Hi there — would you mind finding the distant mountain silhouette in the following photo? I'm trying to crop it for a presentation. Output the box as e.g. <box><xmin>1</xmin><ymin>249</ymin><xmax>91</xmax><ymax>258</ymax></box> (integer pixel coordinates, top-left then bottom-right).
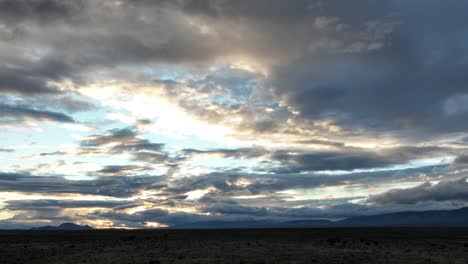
<box><xmin>25</xmin><ymin>208</ymin><xmax>468</xmax><ymax>229</ymax></box>
<box><xmin>335</xmin><ymin>207</ymin><xmax>468</xmax><ymax>227</ymax></box>
<box><xmin>31</xmin><ymin>223</ymin><xmax>93</xmax><ymax>230</ymax></box>
<box><xmin>174</xmin><ymin>219</ymin><xmax>333</xmax><ymax>229</ymax></box>
<box><xmin>172</xmin><ymin>207</ymin><xmax>468</xmax><ymax>229</ymax></box>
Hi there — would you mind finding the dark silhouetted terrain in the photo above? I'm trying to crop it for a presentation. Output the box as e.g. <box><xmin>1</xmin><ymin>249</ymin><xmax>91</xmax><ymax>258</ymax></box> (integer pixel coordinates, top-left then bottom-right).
<box><xmin>174</xmin><ymin>207</ymin><xmax>468</xmax><ymax>228</ymax></box>
<box><xmin>1</xmin><ymin>228</ymin><xmax>468</xmax><ymax>264</ymax></box>
<box><xmin>31</xmin><ymin>223</ymin><xmax>94</xmax><ymax>231</ymax></box>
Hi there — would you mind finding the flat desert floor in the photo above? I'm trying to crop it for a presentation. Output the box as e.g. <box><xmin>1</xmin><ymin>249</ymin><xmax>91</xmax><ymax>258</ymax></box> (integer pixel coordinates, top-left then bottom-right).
<box><xmin>1</xmin><ymin>228</ymin><xmax>468</xmax><ymax>264</ymax></box>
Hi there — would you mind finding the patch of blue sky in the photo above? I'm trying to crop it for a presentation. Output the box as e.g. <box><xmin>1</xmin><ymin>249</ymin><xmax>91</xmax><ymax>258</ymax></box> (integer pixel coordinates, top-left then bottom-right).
<box><xmin>0</xmin><ymin>124</ymin><xmax>77</xmax><ymax>168</ymax></box>
<box><xmin>312</xmin><ymin>156</ymin><xmax>455</xmax><ymax>176</ymax></box>
<box><xmin>144</xmin><ymin>133</ymin><xmax>235</xmax><ymax>154</ymax></box>
<box><xmin>188</xmin><ymin>156</ymin><xmax>263</xmax><ymax>173</ymax></box>
<box><xmin>139</xmin><ymin>66</ymin><xmax>198</xmax><ymax>83</ymax></box>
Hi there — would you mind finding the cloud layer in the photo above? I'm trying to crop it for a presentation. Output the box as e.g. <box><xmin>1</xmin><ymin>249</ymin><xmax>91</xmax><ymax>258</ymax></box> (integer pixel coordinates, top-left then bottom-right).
<box><xmin>1</xmin><ymin>0</ymin><xmax>468</xmax><ymax>228</ymax></box>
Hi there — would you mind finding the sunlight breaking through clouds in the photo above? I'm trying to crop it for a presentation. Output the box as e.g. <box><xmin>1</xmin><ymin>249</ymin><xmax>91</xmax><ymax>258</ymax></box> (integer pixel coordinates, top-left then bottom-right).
<box><xmin>1</xmin><ymin>0</ymin><xmax>468</xmax><ymax>229</ymax></box>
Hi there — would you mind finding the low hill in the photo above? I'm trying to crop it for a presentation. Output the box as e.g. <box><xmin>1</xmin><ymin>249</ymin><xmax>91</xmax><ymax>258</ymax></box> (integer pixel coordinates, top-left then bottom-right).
<box><xmin>31</xmin><ymin>223</ymin><xmax>93</xmax><ymax>231</ymax></box>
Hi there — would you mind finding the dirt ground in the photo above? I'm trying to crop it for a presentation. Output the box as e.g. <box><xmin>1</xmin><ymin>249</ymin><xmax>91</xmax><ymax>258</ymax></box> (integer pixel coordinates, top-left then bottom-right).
<box><xmin>1</xmin><ymin>228</ymin><xmax>467</xmax><ymax>264</ymax></box>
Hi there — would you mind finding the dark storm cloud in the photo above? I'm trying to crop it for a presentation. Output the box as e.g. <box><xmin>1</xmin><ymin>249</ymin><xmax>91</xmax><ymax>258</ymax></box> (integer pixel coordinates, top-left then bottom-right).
<box><xmin>0</xmin><ymin>104</ymin><xmax>75</xmax><ymax>123</ymax></box>
<box><xmin>0</xmin><ymin>172</ymin><xmax>166</xmax><ymax>198</ymax></box>
<box><xmin>369</xmin><ymin>178</ymin><xmax>468</xmax><ymax>205</ymax></box>
<box><xmin>268</xmin><ymin>1</ymin><xmax>468</xmax><ymax>138</ymax></box>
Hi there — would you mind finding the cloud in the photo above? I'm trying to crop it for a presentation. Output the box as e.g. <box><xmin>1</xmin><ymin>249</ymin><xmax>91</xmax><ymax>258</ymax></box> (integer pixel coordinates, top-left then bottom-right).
<box><xmin>1</xmin><ymin>0</ymin><xmax>468</xmax><ymax>228</ymax></box>
<box><xmin>0</xmin><ymin>172</ymin><xmax>166</xmax><ymax>198</ymax></box>
<box><xmin>95</xmin><ymin>165</ymin><xmax>152</xmax><ymax>176</ymax></box>
<box><xmin>81</xmin><ymin>128</ymin><xmax>139</xmax><ymax>147</ymax></box>
<box><xmin>368</xmin><ymin>178</ymin><xmax>468</xmax><ymax>205</ymax></box>
<box><xmin>4</xmin><ymin>199</ymin><xmax>128</xmax><ymax>211</ymax></box>
<box><xmin>0</xmin><ymin>148</ymin><xmax>14</xmax><ymax>152</ymax></box>
<box><xmin>39</xmin><ymin>151</ymin><xmax>66</xmax><ymax>156</ymax></box>
<box><xmin>268</xmin><ymin>1</ymin><xmax>468</xmax><ymax>139</ymax></box>
<box><xmin>0</xmin><ymin>104</ymin><xmax>75</xmax><ymax>123</ymax></box>
<box><xmin>78</xmin><ymin>127</ymin><xmax>174</xmax><ymax>167</ymax></box>
<box><xmin>182</xmin><ymin>147</ymin><xmax>265</xmax><ymax>159</ymax></box>
<box><xmin>2</xmin><ymin>0</ymin><xmax>462</xmax><ymax>140</ymax></box>
<box><xmin>269</xmin><ymin>150</ymin><xmax>391</xmax><ymax>173</ymax></box>
<box><xmin>81</xmin><ymin>127</ymin><xmax>164</xmax><ymax>152</ymax></box>
<box><xmin>453</xmin><ymin>155</ymin><xmax>468</xmax><ymax>165</ymax></box>
<box><xmin>0</xmin><ymin>57</ymin><xmax>74</xmax><ymax>95</ymax></box>
<box><xmin>207</xmin><ymin>204</ymin><xmax>268</xmax><ymax>216</ymax></box>
<box><xmin>0</xmin><ymin>0</ymin><xmax>85</xmax><ymax>25</ymax></box>
<box><xmin>167</xmin><ymin>164</ymin><xmax>446</xmax><ymax>196</ymax></box>
<box><xmin>265</xmin><ymin>145</ymin><xmax>448</xmax><ymax>173</ymax></box>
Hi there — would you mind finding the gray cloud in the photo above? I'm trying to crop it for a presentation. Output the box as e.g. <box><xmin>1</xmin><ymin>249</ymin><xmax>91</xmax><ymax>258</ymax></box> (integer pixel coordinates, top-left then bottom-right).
<box><xmin>95</xmin><ymin>165</ymin><xmax>152</xmax><ymax>176</ymax></box>
<box><xmin>167</xmin><ymin>164</ymin><xmax>447</xmax><ymax>197</ymax></box>
<box><xmin>0</xmin><ymin>57</ymin><xmax>74</xmax><ymax>95</ymax></box>
<box><xmin>81</xmin><ymin>128</ymin><xmax>139</xmax><ymax>147</ymax></box>
<box><xmin>268</xmin><ymin>1</ymin><xmax>468</xmax><ymax>139</ymax></box>
<box><xmin>1</xmin><ymin>0</ymin><xmax>464</xmax><ymax>140</ymax></box>
<box><xmin>269</xmin><ymin>150</ymin><xmax>390</xmax><ymax>173</ymax></box>
<box><xmin>272</xmin><ymin>145</ymin><xmax>451</xmax><ymax>173</ymax></box>
<box><xmin>0</xmin><ymin>104</ymin><xmax>75</xmax><ymax>123</ymax></box>
<box><xmin>182</xmin><ymin>147</ymin><xmax>265</xmax><ymax>159</ymax></box>
<box><xmin>81</xmin><ymin>127</ymin><xmax>164</xmax><ymax>152</ymax></box>
<box><xmin>0</xmin><ymin>148</ymin><xmax>14</xmax><ymax>152</ymax></box>
<box><xmin>0</xmin><ymin>0</ymin><xmax>86</xmax><ymax>25</ymax></box>
<box><xmin>1</xmin><ymin>0</ymin><xmax>468</xmax><ymax>228</ymax></box>
<box><xmin>4</xmin><ymin>199</ymin><xmax>128</xmax><ymax>211</ymax></box>
<box><xmin>79</xmin><ymin>127</ymin><xmax>172</xmax><ymax>162</ymax></box>
<box><xmin>39</xmin><ymin>151</ymin><xmax>66</xmax><ymax>156</ymax></box>
<box><xmin>453</xmin><ymin>155</ymin><xmax>468</xmax><ymax>165</ymax></box>
<box><xmin>207</xmin><ymin>204</ymin><xmax>268</xmax><ymax>216</ymax></box>
<box><xmin>369</xmin><ymin>178</ymin><xmax>468</xmax><ymax>205</ymax></box>
<box><xmin>0</xmin><ymin>172</ymin><xmax>166</xmax><ymax>198</ymax></box>
<box><xmin>180</xmin><ymin>145</ymin><xmax>451</xmax><ymax>173</ymax></box>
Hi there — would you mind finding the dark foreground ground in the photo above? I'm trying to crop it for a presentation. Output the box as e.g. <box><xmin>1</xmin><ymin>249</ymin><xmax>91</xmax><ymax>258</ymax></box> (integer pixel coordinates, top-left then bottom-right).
<box><xmin>1</xmin><ymin>228</ymin><xmax>468</xmax><ymax>264</ymax></box>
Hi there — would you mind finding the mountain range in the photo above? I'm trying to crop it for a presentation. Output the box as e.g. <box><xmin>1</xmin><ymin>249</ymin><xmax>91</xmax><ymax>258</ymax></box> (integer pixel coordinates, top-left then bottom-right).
<box><xmin>173</xmin><ymin>207</ymin><xmax>468</xmax><ymax>229</ymax></box>
<box><xmin>28</xmin><ymin>207</ymin><xmax>468</xmax><ymax>230</ymax></box>
<box><xmin>31</xmin><ymin>223</ymin><xmax>94</xmax><ymax>231</ymax></box>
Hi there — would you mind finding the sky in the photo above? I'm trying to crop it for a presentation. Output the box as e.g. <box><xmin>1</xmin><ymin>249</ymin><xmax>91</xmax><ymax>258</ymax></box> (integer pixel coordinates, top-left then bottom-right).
<box><xmin>1</xmin><ymin>0</ymin><xmax>468</xmax><ymax>229</ymax></box>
